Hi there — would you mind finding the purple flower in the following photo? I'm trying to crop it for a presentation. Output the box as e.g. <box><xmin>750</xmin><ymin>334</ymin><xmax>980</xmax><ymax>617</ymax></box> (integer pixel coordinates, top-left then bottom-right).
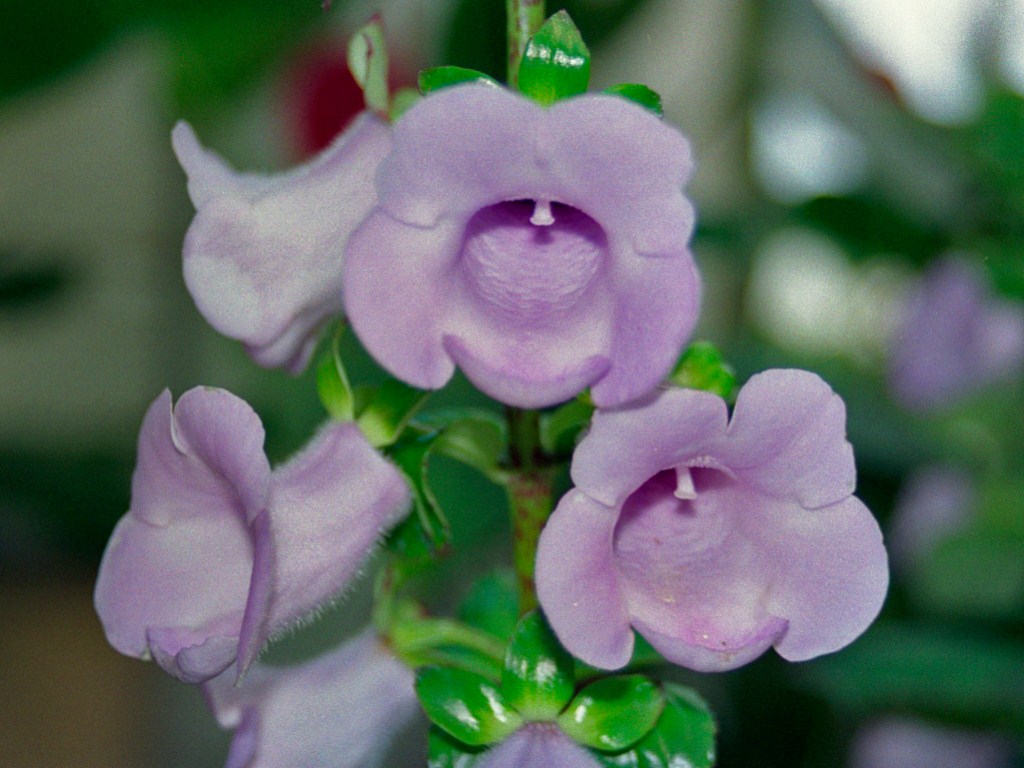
<box><xmin>204</xmin><ymin>629</ymin><xmax>422</xmax><ymax>768</ymax></box>
<box><xmin>172</xmin><ymin>113</ymin><xmax>391</xmax><ymax>372</ymax></box>
<box><xmin>476</xmin><ymin>724</ymin><xmax>602</xmax><ymax>768</ymax></box>
<box><xmin>94</xmin><ymin>387</ymin><xmax>409</xmax><ymax>683</ymax></box>
<box><xmin>849</xmin><ymin>717</ymin><xmax>1013</xmax><ymax>768</ymax></box>
<box><xmin>889</xmin><ymin>256</ymin><xmax>1024</xmax><ymax>410</ymax></box>
<box><xmin>536</xmin><ymin>369</ymin><xmax>888</xmax><ymax>672</ymax></box>
<box><xmin>343</xmin><ymin>85</ymin><xmax>700</xmax><ymax>408</ymax></box>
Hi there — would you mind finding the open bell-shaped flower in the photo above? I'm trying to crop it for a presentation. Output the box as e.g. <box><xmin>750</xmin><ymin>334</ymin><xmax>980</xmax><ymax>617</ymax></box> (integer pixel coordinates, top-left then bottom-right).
<box><xmin>94</xmin><ymin>387</ymin><xmax>410</xmax><ymax>683</ymax></box>
<box><xmin>536</xmin><ymin>369</ymin><xmax>888</xmax><ymax>672</ymax></box>
<box><xmin>172</xmin><ymin>113</ymin><xmax>391</xmax><ymax>372</ymax></box>
<box><xmin>203</xmin><ymin>629</ymin><xmax>422</xmax><ymax>768</ymax></box>
<box><xmin>343</xmin><ymin>84</ymin><xmax>701</xmax><ymax>408</ymax></box>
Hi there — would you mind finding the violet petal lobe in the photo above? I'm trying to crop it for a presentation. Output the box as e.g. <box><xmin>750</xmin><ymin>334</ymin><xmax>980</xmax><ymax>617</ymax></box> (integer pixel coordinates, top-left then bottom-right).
<box><xmin>716</xmin><ymin>369</ymin><xmax>855</xmax><ymax>509</ymax></box>
<box><xmin>476</xmin><ymin>724</ymin><xmax>603</xmax><ymax>768</ymax></box>
<box><xmin>344</xmin><ymin>85</ymin><xmax>700</xmax><ymax>408</ymax></box>
<box><xmin>173</xmin><ymin>113</ymin><xmax>392</xmax><ymax>372</ymax></box>
<box><xmin>205</xmin><ymin>629</ymin><xmax>420</xmax><ymax>768</ymax></box>
<box><xmin>535</xmin><ymin>490</ymin><xmax>634</xmax><ymax>670</ymax></box>
<box><xmin>570</xmin><ymin>387</ymin><xmax>728</xmax><ymax>508</ymax></box>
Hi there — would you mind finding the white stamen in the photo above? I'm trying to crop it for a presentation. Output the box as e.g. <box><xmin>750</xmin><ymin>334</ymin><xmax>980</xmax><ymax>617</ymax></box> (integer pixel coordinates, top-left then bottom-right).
<box><xmin>674</xmin><ymin>466</ymin><xmax>697</xmax><ymax>500</ymax></box>
<box><xmin>530</xmin><ymin>198</ymin><xmax>555</xmax><ymax>226</ymax></box>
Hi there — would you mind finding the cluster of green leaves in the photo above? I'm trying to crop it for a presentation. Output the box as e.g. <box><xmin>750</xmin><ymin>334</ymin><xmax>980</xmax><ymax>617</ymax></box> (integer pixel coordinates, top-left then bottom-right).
<box><xmin>418</xmin><ymin>12</ymin><xmax>661</xmax><ymax>115</ymax></box>
<box><xmin>419</xmin><ymin>611</ymin><xmax>716</xmax><ymax>768</ymax></box>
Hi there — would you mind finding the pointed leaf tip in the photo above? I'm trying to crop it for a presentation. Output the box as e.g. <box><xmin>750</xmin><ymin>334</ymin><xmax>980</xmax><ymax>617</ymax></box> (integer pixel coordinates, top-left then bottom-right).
<box><xmin>518</xmin><ymin>10</ymin><xmax>591</xmax><ymax>106</ymax></box>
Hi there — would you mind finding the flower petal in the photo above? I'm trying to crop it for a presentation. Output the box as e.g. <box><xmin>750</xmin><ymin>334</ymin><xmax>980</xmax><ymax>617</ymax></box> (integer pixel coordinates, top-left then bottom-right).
<box><xmin>718</xmin><ymin>369</ymin><xmax>855</xmax><ymax>509</ymax></box>
<box><xmin>237</xmin><ymin>423</ymin><xmax>410</xmax><ymax>673</ymax></box>
<box><xmin>175</xmin><ymin>113</ymin><xmax>392</xmax><ymax>371</ymax></box>
<box><xmin>205</xmin><ymin>630</ymin><xmax>420</xmax><ymax>768</ymax></box>
<box><xmin>476</xmin><ymin>725</ymin><xmax>603</xmax><ymax>768</ymax></box>
<box><xmin>764</xmin><ymin>496</ymin><xmax>888</xmax><ymax>661</ymax></box>
<box><xmin>536</xmin><ymin>491</ymin><xmax>634</xmax><ymax>670</ymax></box>
<box><xmin>571</xmin><ymin>388</ymin><xmax>728</xmax><ymax>508</ymax></box>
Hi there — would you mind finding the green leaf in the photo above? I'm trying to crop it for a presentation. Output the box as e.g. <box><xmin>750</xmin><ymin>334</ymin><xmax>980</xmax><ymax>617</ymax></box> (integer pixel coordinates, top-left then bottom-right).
<box><xmin>315</xmin><ymin>330</ymin><xmax>354</xmax><ymax>421</ymax></box>
<box><xmin>800</xmin><ymin>622</ymin><xmax>1024</xmax><ymax>732</ymax></box>
<box><xmin>389</xmin><ymin>87</ymin><xmax>422</xmax><ymax>121</ymax></box>
<box><xmin>540</xmin><ymin>395</ymin><xmax>594</xmax><ymax>457</ymax></box>
<box><xmin>347</xmin><ymin>15</ymin><xmax>389</xmax><ymax>117</ymax></box>
<box><xmin>419</xmin><ymin>66</ymin><xmax>501</xmax><ymax>94</ymax></box>
<box><xmin>428</xmin><ymin>726</ymin><xmax>484</xmax><ymax>768</ymax></box>
<box><xmin>458</xmin><ymin>571</ymin><xmax>520</xmax><ymax>641</ymax></box>
<box><xmin>357</xmin><ymin>378</ymin><xmax>430</xmax><ymax>448</ymax></box>
<box><xmin>502</xmin><ymin>611</ymin><xmax>576</xmax><ymax>720</ymax></box>
<box><xmin>388</xmin><ymin>433</ymin><xmax>450</xmax><ymax>569</ymax></box>
<box><xmin>669</xmin><ymin>342</ymin><xmax>737</xmax><ymax>401</ymax></box>
<box><xmin>603</xmin><ymin>84</ymin><xmax>663</xmax><ymax>116</ymax></box>
<box><xmin>517</xmin><ymin>10</ymin><xmax>590</xmax><ymax>106</ymax></box>
<box><xmin>416</xmin><ymin>667</ymin><xmax>523</xmax><ymax>746</ymax></box>
<box><xmin>421</xmin><ymin>408</ymin><xmax>507</xmax><ymax>480</ymax></box>
<box><xmin>558</xmin><ymin>675</ymin><xmax>664</xmax><ymax>752</ymax></box>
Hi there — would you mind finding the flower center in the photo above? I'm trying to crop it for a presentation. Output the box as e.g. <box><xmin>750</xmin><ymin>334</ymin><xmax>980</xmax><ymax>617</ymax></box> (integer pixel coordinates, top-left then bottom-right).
<box><xmin>459</xmin><ymin>200</ymin><xmax>606</xmax><ymax>325</ymax></box>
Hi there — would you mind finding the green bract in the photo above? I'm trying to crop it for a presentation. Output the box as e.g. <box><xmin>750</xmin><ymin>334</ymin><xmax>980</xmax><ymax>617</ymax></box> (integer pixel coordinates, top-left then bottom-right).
<box><xmin>502</xmin><ymin>612</ymin><xmax>576</xmax><ymax>720</ymax></box>
<box><xmin>420</xmin><ymin>66</ymin><xmax>501</xmax><ymax>94</ymax></box>
<box><xmin>597</xmin><ymin>684</ymin><xmax>717</xmax><ymax>768</ymax></box>
<box><xmin>557</xmin><ymin>675</ymin><xmax>664</xmax><ymax>751</ymax></box>
<box><xmin>315</xmin><ymin>330</ymin><xmax>355</xmax><ymax>422</ymax></box>
<box><xmin>517</xmin><ymin>10</ymin><xmax>590</xmax><ymax>106</ymax></box>
<box><xmin>669</xmin><ymin>341</ymin><xmax>738</xmax><ymax>400</ymax></box>
<box><xmin>347</xmin><ymin>16</ymin><xmax>389</xmax><ymax>118</ymax></box>
<box><xmin>603</xmin><ymin>83</ymin><xmax>663</xmax><ymax>116</ymax></box>
<box><xmin>416</xmin><ymin>667</ymin><xmax>523</xmax><ymax>746</ymax></box>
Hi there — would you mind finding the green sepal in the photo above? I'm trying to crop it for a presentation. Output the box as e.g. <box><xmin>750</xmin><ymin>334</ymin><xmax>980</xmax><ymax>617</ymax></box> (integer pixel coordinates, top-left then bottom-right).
<box><xmin>419</xmin><ymin>408</ymin><xmax>508</xmax><ymax>481</ymax></box>
<box><xmin>390</xmin><ymin>87</ymin><xmax>421</xmax><ymax>121</ymax></box>
<box><xmin>458</xmin><ymin>571</ymin><xmax>519</xmax><ymax>642</ymax></box>
<box><xmin>669</xmin><ymin>341</ymin><xmax>737</xmax><ymax>401</ymax></box>
<box><xmin>540</xmin><ymin>395</ymin><xmax>594</xmax><ymax>457</ymax></box>
<box><xmin>347</xmin><ymin>16</ymin><xmax>390</xmax><ymax>118</ymax></box>
<box><xmin>315</xmin><ymin>330</ymin><xmax>354</xmax><ymax>422</ymax></box>
<box><xmin>428</xmin><ymin>726</ymin><xmax>484</xmax><ymax>768</ymax></box>
<box><xmin>558</xmin><ymin>675</ymin><xmax>664</xmax><ymax>752</ymax></box>
<box><xmin>357</xmin><ymin>378</ymin><xmax>430</xmax><ymax>448</ymax></box>
<box><xmin>603</xmin><ymin>83</ymin><xmax>663</xmax><ymax>116</ymax></box>
<box><xmin>420</xmin><ymin>66</ymin><xmax>501</xmax><ymax>94</ymax></box>
<box><xmin>517</xmin><ymin>10</ymin><xmax>590</xmax><ymax>106</ymax></box>
<box><xmin>387</xmin><ymin>433</ymin><xmax>450</xmax><ymax>570</ymax></box>
<box><xmin>416</xmin><ymin>666</ymin><xmax>523</xmax><ymax>746</ymax></box>
<box><xmin>502</xmin><ymin>611</ymin><xmax>575</xmax><ymax>721</ymax></box>
<box><xmin>596</xmin><ymin>684</ymin><xmax>717</xmax><ymax>768</ymax></box>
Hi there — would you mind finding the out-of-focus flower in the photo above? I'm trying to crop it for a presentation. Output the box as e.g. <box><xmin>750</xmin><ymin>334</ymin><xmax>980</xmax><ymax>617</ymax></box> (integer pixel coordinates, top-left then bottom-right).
<box><xmin>343</xmin><ymin>85</ymin><xmax>700</xmax><ymax>408</ymax></box>
<box><xmin>849</xmin><ymin>717</ymin><xmax>1013</xmax><ymax>768</ymax></box>
<box><xmin>888</xmin><ymin>464</ymin><xmax>973</xmax><ymax>572</ymax></box>
<box><xmin>94</xmin><ymin>387</ymin><xmax>409</xmax><ymax>683</ymax></box>
<box><xmin>204</xmin><ymin>629</ymin><xmax>421</xmax><ymax>768</ymax></box>
<box><xmin>536</xmin><ymin>369</ymin><xmax>888</xmax><ymax>672</ymax></box>
<box><xmin>171</xmin><ymin>114</ymin><xmax>391</xmax><ymax>372</ymax></box>
<box><xmin>475</xmin><ymin>724</ymin><xmax>603</xmax><ymax>768</ymax></box>
<box><xmin>888</xmin><ymin>256</ymin><xmax>1024</xmax><ymax>411</ymax></box>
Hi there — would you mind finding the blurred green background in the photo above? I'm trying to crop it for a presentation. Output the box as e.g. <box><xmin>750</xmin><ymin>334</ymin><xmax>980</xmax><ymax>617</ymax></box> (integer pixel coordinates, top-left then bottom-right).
<box><xmin>1</xmin><ymin>0</ymin><xmax>1022</xmax><ymax>766</ymax></box>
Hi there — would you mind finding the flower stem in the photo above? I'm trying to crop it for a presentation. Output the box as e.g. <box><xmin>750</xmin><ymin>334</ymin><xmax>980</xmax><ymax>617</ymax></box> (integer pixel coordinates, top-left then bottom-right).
<box><xmin>505</xmin><ymin>407</ymin><xmax>554</xmax><ymax>614</ymax></box>
<box><xmin>506</xmin><ymin>0</ymin><xmax>545</xmax><ymax>87</ymax></box>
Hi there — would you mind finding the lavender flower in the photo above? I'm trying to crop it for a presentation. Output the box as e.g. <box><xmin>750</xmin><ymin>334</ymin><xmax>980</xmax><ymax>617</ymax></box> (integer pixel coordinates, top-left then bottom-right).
<box><xmin>343</xmin><ymin>85</ymin><xmax>701</xmax><ymax>408</ymax></box>
<box><xmin>94</xmin><ymin>387</ymin><xmax>409</xmax><ymax>683</ymax></box>
<box><xmin>536</xmin><ymin>369</ymin><xmax>888</xmax><ymax>672</ymax></box>
<box><xmin>889</xmin><ymin>256</ymin><xmax>1024</xmax><ymax>410</ymax></box>
<box><xmin>204</xmin><ymin>629</ymin><xmax>421</xmax><ymax>768</ymax></box>
<box><xmin>849</xmin><ymin>717</ymin><xmax>1013</xmax><ymax>768</ymax></box>
<box><xmin>475</xmin><ymin>724</ymin><xmax>602</xmax><ymax>768</ymax></box>
<box><xmin>172</xmin><ymin>113</ymin><xmax>391</xmax><ymax>372</ymax></box>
